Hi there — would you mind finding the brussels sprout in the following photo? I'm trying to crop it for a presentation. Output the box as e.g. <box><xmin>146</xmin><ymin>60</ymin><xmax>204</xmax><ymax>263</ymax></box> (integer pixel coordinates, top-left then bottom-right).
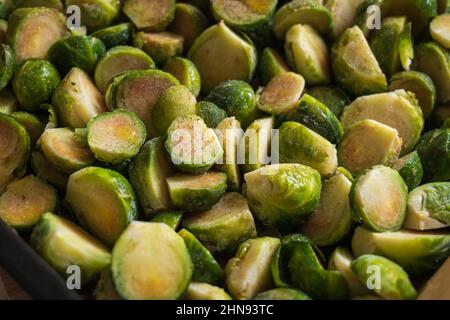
<box><xmin>151</xmin><ymin>85</ymin><xmax>197</xmax><ymax>137</ymax></box>
<box><xmin>307</xmin><ymin>86</ymin><xmax>350</xmax><ymax>118</ymax></box>
<box><xmin>336</xmin><ymin>166</ymin><xmax>355</xmax><ymax>182</ymax></box>
<box><xmin>11</xmin><ymin>111</ymin><xmax>45</xmax><ymax>145</ymax></box>
<box><xmin>331</xmin><ymin>26</ymin><xmax>387</xmax><ymax>97</ymax></box>
<box><xmin>300</xmin><ymin>173</ymin><xmax>353</xmax><ymax>247</ymax></box>
<box><xmin>134</xmin><ymin>31</ymin><xmax>183</xmax><ymax>66</ymax></box>
<box><xmin>254</xmin><ymin>288</ymin><xmax>311</xmax><ymax>300</ymax></box>
<box><xmin>430</xmin><ymin>14</ymin><xmax>450</xmax><ymax>49</ymax></box>
<box><xmin>278</xmin><ymin>122</ymin><xmax>338</xmax><ymax>177</ymax></box>
<box><xmin>105</xmin><ymin>69</ymin><xmax>179</xmax><ymax>137</ymax></box>
<box><xmin>129</xmin><ymin>137</ymin><xmax>173</xmax><ymax>216</ymax></box>
<box><xmin>165</xmin><ymin>115</ymin><xmax>223</xmax><ymax>174</ymax></box>
<box><xmin>351</xmin><ymin>166</ymin><xmax>408</xmax><ymax>232</ymax></box>
<box><xmin>150</xmin><ymin>210</ymin><xmax>183</xmax><ymax>230</ymax></box>
<box><xmin>188</xmin><ymin>22</ymin><xmax>257</xmax><ymax>93</ymax></box>
<box><xmin>14</xmin><ymin>0</ymin><xmax>63</xmax><ymax>10</ymax></box>
<box><xmin>285</xmin><ymin>94</ymin><xmax>343</xmax><ymax>144</ymax></box>
<box><xmin>259</xmin><ymin>47</ymin><xmax>290</xmax><ymax>85</ymax></box>
<box><xmin>438</xmin><ymin>0</ymin><xmax>450</xmax><ymax>13</ymax></box>
<box><xmin>442</xmin><ymin>118</ymin><xmax>450</xmax><ymax>128</ymax></box>
<box><xmin>94</xmin><ymin>268</ymin><xmax>121</xmax><ymax>300</ymax></box>
<box><xmin>163</xmin><ymin>57</ymin><xmax>201</xmax><ymax>97</ymax></box>
<box><xmin>30</xmin><ymin>150</ymin><xmax>68</xmax><ymax>190</ymax></box>
<box><xmin>123</xmin><ymin>0</ymin><xmax>175</xmax><ymax>31</ymax></box>
<box><xmin>112</xmin><ymin>222</ymin><xmax>192</xmax><ymax>299</ymax></box>
<box><xmin>0</xmin><ymin>19</ymin><xmax>7</xmax><ymax>43</ymax></box>
<box><xmin>415</xmin><ymin>128</ymin><xmax>450</xmax><ymax>181</ymax></box>
<box><xmin>12</xmin><ymin>59</ymin><xmax>60</xmax><ymax>111</ymax></box>
<box><xmin>87</xmin><ymin>110</ymin><xmax>146</xmax><ymax>164</ymax></box>
<box><xmin>167</xmin><ymin>172</ymin><xmax>227</xmax><ymax>213</ymax></box>
<box><xmin>225</xmin><ymin>237</ymin><xmax>280</xmax><ymax>300</ymax></box>
<box><xmin>325</xmin><ymin>0</ymin><xmax>366</xmax><ymax>38</ymax></box>
<box><xmin>183</xmin><ymin>192</ymin><xmax>257</xmax><ymax>253</ymax></box>
<box><xmin>415</xmin><ymin>42</ymin><xmax>450</xmax><ymax>104</ymax></box>
<box><xmin>285</xmin><ymin>24</ymin><xmax>330</xmax><ymax>86</ymax></box>
<box><xmin>65</xmin><ymin>0</ymin><xmax>120</xmax><ymax>32</ymax></box>
<box><xmin>184</xmin><ymin>282</ymin><xmax>232</xmax><ymax>300</ymax></box>
<box><xmin>0</xmin><ymin>113</ymin><xmax>30</xmax><ymax>192</ymax></box>
<box><xmin>272</xmin><ymin>0</ymin><xmax>332</xmax><ymax>40</ymax></box>
<box><xmin>391</xmin><ymin>151</ymin><xmax>423</xmax><ymax>191</ymax></box>
<box><xmin>257</xmin><ymin>72</ymin><xmax>305</xmax><ymax>115</ymax></box>
<box><xmin>179</xmin><ymin>228</ymin><xmax>224</xmax><ymax>285</ymax></box>
<box><xmin>40</xmin><ymin>103</ymin><xmax>58</xmax><ymax>129</ymax></box>
<box><xmin>0</xmin><ymin>88</ymin><xmax>17</xmax><ymax>114</ymax></box>
<box><xmin>168</xmin><ymin>3</ymin><xmax>208</xmax><ymax>51</ymax></box>
<box><xmin>91</xmin><ymin>23</ymin><xmax>134</xmax><ymax>50</ymax></box>
<box><xmin>244</xmin><ymin>164</ymin><xmax>321</xmax><ymax>228</ymax></box>
<box><xmin>0</xmin><ymin>175</ymin><xmax>57</xmax><ymax>230</ymax></box>
<box><xmin>0</xmin><ymin>44</ymin><xmax>15</xmax><ymax>91</ymax></box>
<box><xmin>195</xmin><ymin>101</ymin><xmax>227</xmax><ymax>128</ymax></box>
<box><xmin>341</xmin><ymin>90</ymin><xmax>424</xmax><ymax>155</ymax></box>
<box><xmin>338</xmin><ymin>119</ymin><xmax>402</xmax><ymax>176</ymax></box>
<box><xmin>6</xmin><ymin>7</ymin><xmax>67</xmax><ymax>63</ymax></box>
<box><xmin>53</xmin><ymin>67</ymin><xmax>107</xmax><ymax>128</ymax></box>
<box><xmin>353</xmin><ymin>0</ymin><xmax>384</xmax><ymax>37</ymax></box>
<box><xmin>351</xmin><ymin>254</ymin><xmax>417</xmax><ymax>300</ymax></box>
<box><xmin>65</xmin><ymin>166</ymin><xmax>138</xmax><ymax>245</ymax></box>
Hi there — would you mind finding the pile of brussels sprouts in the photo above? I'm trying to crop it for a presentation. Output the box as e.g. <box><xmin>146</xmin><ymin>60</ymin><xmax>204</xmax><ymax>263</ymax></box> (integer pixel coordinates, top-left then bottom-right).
<box><xmin>0</xmin><ymin>0</ymin><xmax>449</xmax><ymax>301</ymax></box>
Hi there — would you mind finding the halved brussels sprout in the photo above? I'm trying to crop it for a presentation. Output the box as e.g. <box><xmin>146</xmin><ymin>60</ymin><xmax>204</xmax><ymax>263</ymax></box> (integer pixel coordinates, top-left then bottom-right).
<box><xmin>285</xmin><ymin>24</ymin><xmax>330</xmax><ymax>86</ymax></box>
<box><xmin>195</xmin><ymin>101</ymin><xmax>227</xmax><ymax>128</ymax></box>
<box><xmin>66</xmin><ymin>166</ymin><xmax>138</xmax><ymax>245</ymax></box>
<box><xmin>307</xmin><ymin>86</ymin><xmax>351</xmax><ymax>118</ymax></box>
<box><xmin>14</xmin><ymin>0</ymin><xmax>64</xmax><ymax>10</ymax></box>
<box><xmin>183</xmin><ymin>192</ymin><xmax>257</xmax><ymax>253</ymax></box>
<box><xmin>326</xmin><ymin>0</ymin><xmax>366</xmax><ymax>38</ymax></box>
<box><xmin>150</xmin><ymin>210</ymin><xmax>183</xmax><ymax>230</ymax></box>
<box><xmin>331</xmin><ymin>26</ymin><xmax>387</xmax><ymax>97</ymax></box>
<box><xmin>431</xmin><ymin>14</ymin><xmax>450</xmax><ymax>48</ymax></box>
<box><xmin>244</xmin><ymin>164</ymin><xmax>321</xmax><ymax>228</ymax></box>
<box><xmin>225</xmin><ymin>237</ymin><xmax>280</xmax><ymax>300</ymax></box>
<box><xmin>0</xmin><ymin>113</ymin><xmax>30</xmax><ymax>192</ymax></box>
<box><xmin>65</xmin><ymin>0</ymin><xmax>120</xmax><ymax>32</ymax></box>
<box><xmin>278</xmin><ymin>122</ymin><xmax>338</xmax><ymax>177</ymax></box>
<box><xmin>0</xmin><ymin>44</ymin><xmax>15</xmax><ymax>92</ymax></box>
<box><xmin>87</xmin><ymin>109</ymin><xmax>146</xmax><ymax>164</ymax></box>
<box><xmin>165</xmin><ymin>115</ymin><xmax>223</xmax><ymax>174</ymax></box>
<box><xmin>188</xmin><ymin>22</ymin><xmax>257</xmax><ymax>93</ymax></box>
<box><xmin>336</xmin><ymin>166</ymin><xmax>355</xmax><ymax>182</ymax></box>
<box><xmin>353</xmin><ymin>0</ymin><xmax>384</xmax><ymax>37</ymax></box>
<box><xmin>338</xmin><ymin>119</ymin><xmax>402</xmax><ymax>176</ymax></box>
<box><xmin>259</xmin><ymin>47</ymin><xmax>290</xmax><ymax>85</ymax></box>
<box><xmin>352</xmin><ymin>226</ymin><xmax>450</xmax><ymax>276</ymax></box>
<box><xmin>415</xmin><ymin>128</ymin><xmax>450</xmax><ymax>181</ymax></box>
<box><xmin>350</xmin><ymin>166</ymin><xmax>408</xmax><ymax>232</ymax></box>
<box><xmin>179</xmin><ymin>228</ymin><xmax>224</xmax><ymax>285</ymax></box>
<box><xmin>30</xmin><ymin>150</ymin><xmax>68</xmax><ymax>190</ymax></box>
<box><xmin>12</xmin><ymin>59</ymin><xmax>60</xmax><ymax>111</ymax></box>
<box><xmin>0</xmin><ymin>175</ymin><xmax>57</xmax><ymax>230</ymax></box>
<box><xmin>151</xmin><ymin>85</ymin><xmax>197</xmax><ymax>137</ymax></box>
<box><xmin>94</xmin><ymin>268</ymin><xmax>121</xmax><ymax>300</ymax></box>
<box><xmin>11</xmin><ymin>111</ymin><xmax>44</xmax><ymax>145</ymax></box>
<box><xmin>129</xmin><ymin>137</ymin><xmax>173</xmax><ymax>216</ymax></box>
<box><xmin>134</xmin><ymin>31</ymin><xmax>183</xmax><ymax>66</ymax></box>
<box><xmin>163</xmin><ymin>57</ymin><xmax>201</xmax><ymax>97</ymax></box>
<box><xmin>112</xmin><ymin>221</ymin><xmax>192</xmax><ymax>300</ymax></box>
<box><xmin>254</xmin><ymin>288</ymin><xmax>311</xmax><ymax>300</ymax></box>
<box><xmin>6</xmin><ymin>7</ymin><xmax>67</xmax><ymax>63</ymax></box>
<box><xmin>30</xmin><ymin>212</ymin><xmax>111</xmax><ymax>284</ymax></box>
<box><xmin>167</xmin><ymin>172</ymin><xmax>227</xmax><ymax>213</ymax></box>
<box><xmin>300</xmin><ymin>173</ymin><xmax>353</xmax><ymax>247</ymax></box>
<box><xmin>123</xmin><ymin>0</ymin><xmax>175</xmax><ymax>31</ymax></box>
<box><xmin>184</xmin><ymin>282</ymin><xmax>232</xmax><ymax>300</ymax></box>
<box><xmin>0</xmin><ymin>88</ymin><xmax>17</xmax><ymax>114</ymax></box>
<box><xmin>257</xmin><ymin>72</ymin><xmax>305</xmax><ymax>115</ymax></box>
<box><xmin>351</xmin><ymin>254</ymin><xmax>417</xmax><ymax>300</ymax></box>
<box><xmin>341</xmin><ymin>90</ymin><xmax>424</xmax><ymax>155</ymax></box>
<box><xmin>91</xmin><ymin>23</ymin><xmax>134</xmax><ymax>50</ymax></box>
<box><xmin>53</xmin><ymin>67</ymin><xmax>107</xmax><ymax>128</ymax></box>
<box><xmin>391</xmin><ymin>151</ymin><xmax>423</xmax><ymax>191</ymax></box>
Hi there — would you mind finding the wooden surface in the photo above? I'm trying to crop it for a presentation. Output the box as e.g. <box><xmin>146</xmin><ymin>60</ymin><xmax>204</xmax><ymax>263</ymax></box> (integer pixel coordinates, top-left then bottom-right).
<box><xmin>418</xmin><ymin>257</ymin><xmax>450</xmax><ymax>300</ymax></box>
<box><xmin>0</xmin><ymin>267</ymin><xmax>31</xmax><ymax>300</ymax></box>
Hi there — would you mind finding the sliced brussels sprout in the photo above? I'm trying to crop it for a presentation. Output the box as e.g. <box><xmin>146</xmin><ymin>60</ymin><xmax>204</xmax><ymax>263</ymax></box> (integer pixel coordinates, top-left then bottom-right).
<box><xmin>225</xmin><ymin>237</ymin><xmax>280</xmax><ymax>300</ymax></box>
<box><xmin>195</xmin><ymin>101</ymin><xmax>227</xmax><ymax>128</ymax></box>
<box><xmin>151</xmin><ymin>85</ymin><xmax>197</xmax><ymax>137</ymax></box>
<box><xmin>0</xmin><ymin>175</ymin><xmax>57</xmax><ymax>230</ymax></box>
<box><xmin>351</xmin><ymin>254</ymin><xmax>417</xmax><ymax>300</ymax></box>
<box><xmin>278</xmin><ymin>122</ymin><xmax>338</xmax><ymax>177</ymax></box>
<box><xmin>134</xmin><ymin>31</ymin><xmax>183</xmax><ymax>66</ymax></box>
<box><xmin>254</xmin><ymin>288</ymin><xmax>311</xmax><ymax>300</ymax></box>
<box><xmin>165</xmin><ymin>115</ymin><xmax>223</xmax><ymax>174</ymax></box>
<box><xmin>184</xmin><ymin>282</ymin><xmax>232</xmax><ymax>300</ymax></box>
<box><xmin>129</xmin><ymin>137</ymin><xmax>173</xmax><ymax>216</ymax></box>
<box><xmin>12</xmin><ymin>59</ymin><xmax>60</xmax><ymax>111</ymax></box>
<box><xmin>94</xmin><ymin>268</ymin><xmax>121</xmax><ymax>300</ymax></box>
<box><xmin>150</xmin><ymin>210</ymin><xmax>183</xmax><ymax>230</ymax></box>
<box><xmin>391</xmin><ymin>151</ymin><xmax>423</xmax><ymax>191</ymax></box>
<box><xmin>6</xmin><ymin>7</ymin><xmax>67</xmax><ymax>63</ymax></box>
<box><xmin>307</xmin><ymin>86</ymin><xmax>351</xmax><ymax>118</ymax></box>
<box><xmin>244</xmin><ymin>164</ymin><xmax>321</xmax><ymax>228</ymax></box>
<box><xmin>183</xmin><ymin>192</ymin><xmax>257</xmax><ymax>253</ymax></box>
<box><xmin>0</xmin><ymin>88</ymin><xmax>17</xmax><ymax>114</ymax></box>
<box><xmin>91</xmin><ymin>23</ymin><xmax>134</xmax><ymax>50</ymax></box>
<box><xmin>351</xmin><ymin>166</ymin><xmax>408</xmax><ymax>232</ymax></box>
<box><xmin>338</xmin><ymin>119</ymin><xmax>402</xmax><ymax>176</ymax></box>
<box><xmin>285</xmin><ymin>24</ymin><xmax>330</xmax><ymax>86</ymax></box>
<box><xmin>272</xmin><ymin>0</ymin><xmax>332</xmax><ymax>40</ymax></box>
<box><xmin>64</xmin><ymin>0</ymin><xmax>120</xmax><ymax>32</ymax></box>
<box><xmin>257</xmin><ymin>72</ymin><xmax>305</xmax><ymax>115</ymax></box>
<box><xmin>53</xmin><ymin>67</ymin><xmax>107</xmax><ymax>128</ymax></box>
<box><xmin>11</xmin><ymin>111</ymin><xmax>44</xmax><ymax>146</ymax></box>
<box><xmin>65</xmin><ymin>166</ymin><xmax>138</xmax><ymax>245</ymax></box>
<box><xmin>341</xmin><ymin>90</ymin><xmax>424</xmax><ymax>155</ymax></box>
<box><xmin>123</xmin><ymin>0</ymin><xmax>175</xmax><ymax>31</ymax></box>
<box><xmin>331</xmin><ymin>26</ymin><xmax>387</xmax><ymax>97</ymax></box>
<box><xmin>188</xmin><ymin>22</ymin><xmax>257</xmax><ymax>93</ymax></box>
<box><xmin>0</xmin><ymin>44</ymin><xmax>15</xmax><ymax>92</ymax></box>
<box><xmin>0</xmin><ymin>113</ymin><xmax>30</xmax><ymax>192</ymax></box>
<box><xmin>259</xmin><ymin>47</ymin><xmax>290</xmax><ymax>85</ymax></box>
<box><xmin>326</xmin><ymin>0</ymin><xmax>366</xmax><ymax>38</ymax></box>
<box><xmin>415</xmin><ymin>128</ymin><xmax>450</xmax><ymax>181</ymax></box>
<box><xmin>163</xmin><ymin>57</ymin><xmax>201</xmax><ymax>97</ymax></box>
<box><xmin>179</xmin><ymin>228</ymin><xmax>224</xmax><ymax>286</ymax></box>
<box><xmin>300</xmin><ymin>173</ymin><xmax>353</xmax><ymax>247</ymax></box>
<box><xmin>112</xmin><ymin>222</ymin><xmax>192</xmax><ymax>300</ymax></box>
<box><xmin>30</xmin><ymin>150</ymin><xmax>68</xmax><ymax>190</ymax></box>
<box><xmin>167</xmin><ymin>172</ymin><xmax>227</xmax><ymax>213</ymax></box>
